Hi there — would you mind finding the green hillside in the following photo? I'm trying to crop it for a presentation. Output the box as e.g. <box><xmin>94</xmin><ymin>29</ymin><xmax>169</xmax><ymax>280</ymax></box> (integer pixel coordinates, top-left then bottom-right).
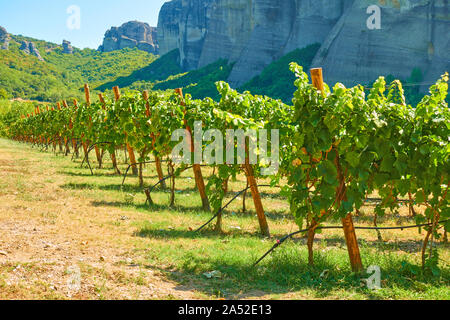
<box><xmin>96</xmin><ymin>49</ymin><xmax>182</xmax><ymax>91</ymax></box>
<box><xmin>153</xmin><ymin>59</ymin><xmax>233</xmax><ymax>100</ymax></box>
<box><xmin>0</xmin><ymin>35</ymin><xmax>157</xmax><ymax>102</ymax></box>
<box><xmin>239</xmin><ymin>44</ymin><xmax>321</xmax><ymax>103</ymax></box>
<box><xmin>99</xmin><ymin>50</ymin><xmax>233</xmax><ymax>100</ymax></box>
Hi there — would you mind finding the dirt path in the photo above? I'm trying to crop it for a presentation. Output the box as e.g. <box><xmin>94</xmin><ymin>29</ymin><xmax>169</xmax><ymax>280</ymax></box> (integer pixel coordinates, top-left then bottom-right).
<box><xmin>0</xmin><ymin>141</ymin><xmax>201</xmax><ymax>300</ymax></box>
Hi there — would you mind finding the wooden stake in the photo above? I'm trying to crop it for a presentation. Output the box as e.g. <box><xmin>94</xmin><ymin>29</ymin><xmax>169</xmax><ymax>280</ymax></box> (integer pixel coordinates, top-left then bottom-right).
<box><xmin>64</xmin><ymin>100</ymin><xmax>78</xmax><ymax>156</ymax></box>
<box><xmin>98</xmin><ymin>93</ymin><xmax>106</xmax><ymax>109</ymax></box>
<box><xmin>310</xmin><ymin>68</ymin><xmax>325</xmax><ymax>94</ymax></box>
<box><xmin>113</xmin><ymin>86</ymin><xmax>138</xmax><ymax>175</ymax></box>
<box><xmin>143</xmin><ymin>90</ymin><xmax>150</xmax><ymax>117</ymax></box>
<box><xmin>143</xmin><ymin>90</ymin><xmax>166</xmax><ymax>189</ymax></box>
<box><xmin>84</xmin><ymin>84</ymin><xmax>91</xmax><ymax>106</ymax></box>
<box><xmin>55</xmin><ymin>102</ymin><xmax>64</xmax><ymax>152</ymax></box>
<box><xmin>243</xmin><ymin>142</ymin><xmax>270</xmax><ymax>237</ymax></box>
<box><xmin>155</xmin><ymin>157</ymin><xmax>166</xmax><ymax>190</ymax></box>
<box><xmin>311</xmin><ymin>68</ymin><xmax>363</xmax><ymax>272</ymax></box>
<box><xmin>175</xmin><ymin>88</ymin><xmax>210</xmax><ymax>212</ymax></box>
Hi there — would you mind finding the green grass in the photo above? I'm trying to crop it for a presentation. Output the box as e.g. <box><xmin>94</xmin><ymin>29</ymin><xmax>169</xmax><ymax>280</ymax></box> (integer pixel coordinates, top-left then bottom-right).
<box><xmin>0</xmin><ymin>138</ymin><xmax>448</xmax><ymax>300</ymax></box>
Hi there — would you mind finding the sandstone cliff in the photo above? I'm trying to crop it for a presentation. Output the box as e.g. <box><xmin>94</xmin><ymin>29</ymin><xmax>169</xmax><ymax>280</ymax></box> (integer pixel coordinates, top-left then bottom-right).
<box><xmin>99</xmin><ymin>21</ymin><xmax>158</xmax><ymax>54</ymax></box>
<box><xmin>0</xmin><ymin>26</ymin><xmax>10</xmax><ymax>50</ymax></box>
<box><xmin>312</xmin><ymin>0</ymin><xmax>450</xmax><ymax>87</ymax></box>
<box><xmin>157</xmin><ymin>0</ymin><xmax>449</xmax><ymax>88</ymax></box>
<box><xmin>62</xmin><ymin>40</ymin><xmax>73</xmax><ymax>54</ymax></box>
<box><xmin>20</xmin><ymin>40</ymin><xmax>44</xmax><ymax>61</ymax></box>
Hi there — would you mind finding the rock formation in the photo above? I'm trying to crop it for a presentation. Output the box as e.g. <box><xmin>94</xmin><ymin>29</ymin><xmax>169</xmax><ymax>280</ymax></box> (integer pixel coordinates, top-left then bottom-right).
<box><xmin>157</xmin><ymin>0</ymin><xmax>450</xmax><ymax>88</ymax></box>
<box><xmin>62</xmin><ymin>40</ymin><xmax>73</xmax><ymax>54</ymax></box>
<box><xmin>311</xmin><ymin>0</ymin><xmax>450</xmax><ymax>87</ymax></box>
<box><xmin>0</xmin><ymin>26</ymin><xmax>10</xmax><ymax>50</ymax></box>
<box><xmin>99</xmin><ymin>21</ymin><xmax>158</xmax><ymax>54</ymax></box>
<box><xmin>20</xmin><ymin>41</ymin><xmax>44</xmax><ymax>61</ymax></box>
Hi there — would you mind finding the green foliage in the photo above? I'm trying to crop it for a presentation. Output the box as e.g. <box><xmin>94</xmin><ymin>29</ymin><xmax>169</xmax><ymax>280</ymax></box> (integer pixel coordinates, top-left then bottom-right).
<box><xmin>0</xmin><ymin>48</ymin><xmax>75</xmax><ymax>102</ymax></box>
<box><xmin>0</xmin><ymin>35</ymin><xmax>156</xmax><ymax>102</ymax></box>
<box><xmin>0</xmin><ymin>99</ymin><xmax>38</xmax><ymax>136</ymax></box>
<box><xmin>154</xmin><ymin>59</ymin><xmax>234</xmax><ymax>100</ymax></box>
<box><xmin>96</xmin><ymin>49</ymin><xmax>182</xmax><ymax>91</ymax></box>
<box><xmin>45</xmin><ymin>47</ymin><xmax>157</xmax><ymax>87</ymax></box>
<box><xmin>0</xmin><ymin>88</ymin><xmax>9</xmax><ymax>100</ymax></box>
<box><xmin>382</xmin><ymin>68</ymin><xmax>446</xmax><ymax>106</ymax></box>
<box><xmin>99</xmin><ymin>52</ymin><xmax>233</xmax><ymax>101</ymax></box>
<box><xmin>286</xmin><ymin>64</ymin><xmax>449</xmax><ymax>255</ymax></box>
<box><xmin>240</xmin><ymin>44</ymin><xmax>321</xmax><ymax>103</ymax></box>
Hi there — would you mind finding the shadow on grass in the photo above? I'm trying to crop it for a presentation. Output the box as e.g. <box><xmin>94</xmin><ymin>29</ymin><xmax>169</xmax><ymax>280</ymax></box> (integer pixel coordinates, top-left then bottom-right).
<box><xmin>91</xmin><ymin>199</ymin><xmax>207</xmax><ymax>214</ymax></box>
<box><xmin>61</xmin><ymin>174</ymin><xmax>288</xmax><ymax>200</ymax></box>
<box><xmin>90</xmin><ymin>195</ymin><xmax>292</xmax><ymax>228</ymax></box>
<box><xmin>62</xmin><ymin>182</ymin><xmax>290</xmax><ymax>216</ymax></box>
<box><xmin>61</xmin><ymin>182</ymin><xmax>146</xmax><ymax>193</ymax></box>
<box><xmin>140</xmin><ymin>243</ymin><xmax>449</xmax><ymax>299</ymax></box>
<box><xmin>316</xmin><ymin>235</ymin><xmax>450</xmax><ymax>254</ymax></box>
<box><xmin>135</xmin><ymin>226</ymin><xmax>264</xmax><ymax>241</ymax></box>
<box><xmin>225</xmin><ymin>209</ymin><xmax>292</xmax><ymax>221</ymax></box>
<box><xmin>352</xmin><ymin>214</ymin><xmax>417</xmax><ymax>225</ymax></box>
<box><xmin>58</xmin><ymin>170</ymin><xmax>127</xmax><ymax>178</ymax></box>
<box><xmin>134</xmin><ymin>224</ymin><xmax>444</xmax><ymax>256</ymax></box>
<box><xmin>62</xmin><ymin>182</ymin><xmax>208</xmax><ymax>194</ymax></box>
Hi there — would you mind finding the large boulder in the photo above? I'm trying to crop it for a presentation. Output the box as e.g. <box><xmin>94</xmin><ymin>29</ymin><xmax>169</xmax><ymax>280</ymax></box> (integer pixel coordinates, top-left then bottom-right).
<box><xmin>62</xmin><ymin>40</ymin><xmax>73</xmax><ymax>54</ymax></box>
<box><xmin>99</xmin><ymin>21</ymin><xmax>158</xmax><ymax>54</ymax></box>
<box><xmin>312</xmin><ymin>0</ymin><xmax>450</xmax><ymax>88</ymax></box>
<box><xmin>158</xmin><ymin>0</ymin><xmax>215</xmax><ymax>70</ymax></box>
<box><xmin>20</xmin><ymin>41</ymin><xmax>44</xmax><ymax>61</ymax></box>
<box><xmin>0</xmin><ymin>26</ymin><xmax>7</xmax><ymax>39</ymax></box>
<box><xmin>0</xmin><ymin>26</ymin><xmax>10</xmax><ymax>50</ymax></box>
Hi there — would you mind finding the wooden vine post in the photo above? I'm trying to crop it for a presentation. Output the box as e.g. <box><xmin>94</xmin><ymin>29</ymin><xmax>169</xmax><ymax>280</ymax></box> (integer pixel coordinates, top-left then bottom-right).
<box><xmin>113</xmin><ymin>86</ymin><xmax>138</xmax><ymax>176</ymax></box>
<box><xmin>50</xmin><ymin>106</ymin><xmax>58</xmax><ymax>151</ymax></box>
<box><xmin>69</xmin><ymin>99</ymin><xmax>80</xmax><ymax>157</ymax></box>
<box><xmin>84</xmin><ymin>84</ymin><xmax>103</xmax><ymax>168</ymax></box>
<box><xmin>175</xmin><ymin>88</ymin><xmax>211</xmax><ymax>212</ymax></box>
<box><xmin>56</xmin><ymin>102</ymin><xmax>64</xmax><ymax>152</ymax></box>
<box><xmin>37</xmin><ymin>107</ymin><xmax>43</xmax><ymax>145</ymax></box>
<box><xmin>73</xmin><ymin>99</ymin><xmax>89</xmax><ymax>157</ymax></box>
<box><xmin>61</xmin><ymin>100</ymin><xmax>71</xmax><ymax>155</ymax></box>
<box><xmin>243</xmin><ymin>143</ymin><xmax>271</xmax><ymax>237</ymax></box>
<box><xmin>310</xmin><ymin>68</ymin><xmax>363</xmax><ymax>272</ymax></box>
<box><xmin>142</xmin><ymin>90</ymin><xmax>166</xmax><ymax>189</ymax></box>
<box><xmin>98</xmin><ymin>93</ymin><xmax>121</xmax><ymax>175</ymax></box>
<box><xmin>36</xmin><ymin>107</ymin><xmax>43</xmax><ymax>145</ymax></box>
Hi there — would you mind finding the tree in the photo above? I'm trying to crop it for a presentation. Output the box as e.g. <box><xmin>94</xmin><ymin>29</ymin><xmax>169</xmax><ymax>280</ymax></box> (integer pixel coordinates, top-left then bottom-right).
<box><xmin>0</xmin><ymin>88</ymin><xmax>9</xmax><ymax>100</ymax></box>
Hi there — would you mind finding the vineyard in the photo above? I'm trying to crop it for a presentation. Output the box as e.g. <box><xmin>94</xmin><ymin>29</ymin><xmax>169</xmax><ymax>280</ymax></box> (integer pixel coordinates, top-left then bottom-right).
<box><xmin>1</xmin><ymin>65</ymin><xmax>449</xmax><ymax>298</ymax></box>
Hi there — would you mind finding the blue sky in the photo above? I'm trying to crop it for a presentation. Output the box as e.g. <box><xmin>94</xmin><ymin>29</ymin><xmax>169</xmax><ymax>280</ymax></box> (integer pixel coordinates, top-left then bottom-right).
<box><xmin>0</xmin><ymin>0</ymin><xmax>168</xmax><ymax>49</ymax></box>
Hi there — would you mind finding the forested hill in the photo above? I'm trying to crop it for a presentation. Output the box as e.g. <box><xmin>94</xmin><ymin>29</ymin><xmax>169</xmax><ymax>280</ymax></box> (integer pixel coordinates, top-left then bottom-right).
<box><xmin>0</xmin><ymin>33</ymin><xmax>156</xmax><ymax>102</ymax></box>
